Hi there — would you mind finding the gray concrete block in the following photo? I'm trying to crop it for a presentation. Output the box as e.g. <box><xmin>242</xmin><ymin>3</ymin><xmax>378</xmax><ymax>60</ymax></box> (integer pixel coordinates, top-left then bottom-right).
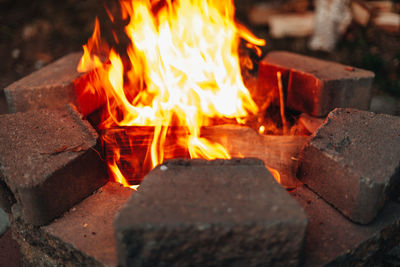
<box><xmin>297</xmin><ymin>108</ymin><xmax>400</xmax><ymax>224</ymax></box>
<box><xmin>292</xmin><ymin>185</ymin><xmax>400</xmax><ymax>267</ymax></box>
<box><xmin>0</xmin><ymin>105</ymin><xmax>108</xmax><ymax>225</ymax></box>
<box><xmin>115</xmin><ymin>158</ymin><xmax>308</xmax><ymax>267</ymax></box>
<box><xmin>257</xmin><ymin>51</ymin><xmax>374</xmax><ymax>117</ymax></box>
<box><xmin>11</xmin><ymin>182</ymin><xmax>133</xmax><ymax>267</ymax></box>
<box><xmin>4</xmin><ymin>53</ymin><xmax>82</xmax><ymax>113</ymax></box>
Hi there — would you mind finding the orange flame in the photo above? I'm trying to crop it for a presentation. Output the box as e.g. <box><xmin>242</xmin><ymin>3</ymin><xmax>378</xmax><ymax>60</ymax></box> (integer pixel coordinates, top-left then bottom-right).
<box><xmin>78</xmin><ymin>0</ymin><xmax>265</xmax><ymax>187</ymax></box>
<box><xmin>266</xmin><ymin>166</ymin><xmax>281</xmax><ymax>184</ymax></box>
<box><xmin>77</xmin><ymin>18</ymin><xmax>104</xmax><ymax>73</ymax></box>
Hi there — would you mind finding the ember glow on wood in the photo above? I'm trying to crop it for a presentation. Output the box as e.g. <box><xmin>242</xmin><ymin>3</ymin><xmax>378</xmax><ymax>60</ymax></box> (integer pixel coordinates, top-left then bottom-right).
<box><xmin>76</xmin><ymin>0</ymin><xmax>267</xmax><ymax>187</ymax></box>
<box><xmin>102</xmin><ymin>126</ymin><xmax>190</xmax><ymax>185</ymax></box>
<box><xmin>201</xmin><ymin>124</ymin><xmax>308</xmax><ymax>188</ymax></box>
<box><xmin>102</xmin><ymin>124</ymin><xmax>308</xmax><ymax>188</ymax></box>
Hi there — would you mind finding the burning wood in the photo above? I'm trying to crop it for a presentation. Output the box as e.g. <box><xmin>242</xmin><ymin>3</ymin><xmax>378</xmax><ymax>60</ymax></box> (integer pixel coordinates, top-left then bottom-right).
<box><xmin>102</xmin><ymin>126</ymin><xmax>190</xmax><ymax>185</ymax></box>
<box><xmin>102</xmin><ymin>124</ymin><xmax>308</xmax><ymax>189</ymax></box>
<box><xmin>77</xmin><ymin>0</ymin><xmax>268</xmax><ymax>188</ymax></box>
<box><xmin>277</xmin><ymin>71</ymin><xmax>288</xmax><ymax>134</ymax></box>
<box><xmin>202</xmin><ymin>125</ymin><xmax>308</xmax><ymax>189</ymax></box>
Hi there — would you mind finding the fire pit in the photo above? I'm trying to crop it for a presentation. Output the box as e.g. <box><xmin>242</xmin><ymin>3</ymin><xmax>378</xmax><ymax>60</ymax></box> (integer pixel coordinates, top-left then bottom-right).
<box><xmin>1</xmin><ymin>0</ymin><xmax>400</xmax><ymax>266</ymax></box>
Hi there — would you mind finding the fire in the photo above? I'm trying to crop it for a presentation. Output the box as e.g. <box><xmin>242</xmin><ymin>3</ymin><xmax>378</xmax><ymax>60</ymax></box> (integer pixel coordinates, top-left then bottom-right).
<box><xmin>266</xmin><ymin>166</ymin><xmax>281</xmax><ymax>184</ymax></box>
<box><xmin>78</xmin><ymin>0</ymin><xmax>265</xmax><ymax>187</ymax></box>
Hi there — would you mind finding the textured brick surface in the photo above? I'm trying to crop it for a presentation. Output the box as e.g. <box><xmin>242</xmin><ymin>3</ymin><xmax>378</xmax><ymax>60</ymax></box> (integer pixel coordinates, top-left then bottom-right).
<box><xmin>292</xmin><ymin>185</ymin><xmax>400</xmax><ymax>267</ymax></box>
<box><xmin>0</xmin><ymin>105</ymin><xmax>107</xmax><ymax>225</ymax></box>
<box><xmin>258</xmin><ymin>51</ymin><xmax>374</xmax><ymax>117</ymax></box>
<box><xmin>115</xmin><ymin>158</ymin><xmax>308</xmax><ymax>267</ymax></box>
<box><xmin>297</xmin><ymin>108</ymin><xmax>400</xmax><ymax>224</ymax></box>
<box><xmin>11</xmin><ymin>182</ymin><xmax>133</xmax><ymax>267</ymax></box>
<box><xmin>4</xmin><ymin>53</ymin><xmax>82</xmax><ymax>113</ymax></box>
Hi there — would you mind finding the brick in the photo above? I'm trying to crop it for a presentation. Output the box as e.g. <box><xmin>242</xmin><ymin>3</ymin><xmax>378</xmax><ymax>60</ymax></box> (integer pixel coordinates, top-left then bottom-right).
<box><xmin>297</xmin><ymin>108</ymin><xmax>400</xmax><ymax>224</ymax></box>
<box><xmin>257</xmin><ymin>51</ymin><xmax>375</xmax><ymax>117</ymax></box>
<box><xmin>10</xmin><ymin>182</ymin><xmax>133</xmax><ymax>266</ymax></box>
<box><xmin>4</xmin><ymin>53</ymin><xmax>82</xmax><ymax>113</ymax></box>
<box><xmin>115</xmin><ymin>158</ymin><xmax>308</xmax><ymax>267</ymax></box>
<box><xmin>0</xmin><ymin>105</ymin><xmax>107</xmax><ymax>225</ymax></box>
<box><xmin>292</xmin><ymin>185</ymin><xmax>400</xmax><ymax>266</ymax></box>
<box><xmin>10</xmin><ymin>182</ymin><xmax>400</xmax><ymax>267</ymax></box>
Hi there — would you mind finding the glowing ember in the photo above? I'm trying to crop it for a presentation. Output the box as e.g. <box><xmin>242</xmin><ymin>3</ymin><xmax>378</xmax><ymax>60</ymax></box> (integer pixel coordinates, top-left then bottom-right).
<box><xmin>78</xmin><ymin>0</ymin><xmax>265</xmax><ymax>187</ymax></box>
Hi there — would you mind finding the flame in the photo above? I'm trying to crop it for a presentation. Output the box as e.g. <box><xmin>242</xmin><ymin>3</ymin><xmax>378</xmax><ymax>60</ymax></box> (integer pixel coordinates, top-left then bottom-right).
<box><xmin>77</xmin><ymin>18</ymin><xmax>104</xmax><ymax>73</ymax></box>
<box><xmin>78</xmin><ymin>0</ymin><xmax>265</xmax><ymax>187</ymax></box>
<box><xmin>258</xmin><ymin>125</ymin><xmax>265</xmax><ymax>134</ymax></box>
<box><xmin>277</xmin><ymin>71</ymin><xmax>288</xmax><ymax>134</ymax></box>
<box><xmin>109</xmin><ymin>157</ymin><xmax>140</xmax><ymax>190</ymax></box>
<box><xmin>266</xmin><ymin>166</ymin><xmax>281</xmax><ymax>184</ymax></box>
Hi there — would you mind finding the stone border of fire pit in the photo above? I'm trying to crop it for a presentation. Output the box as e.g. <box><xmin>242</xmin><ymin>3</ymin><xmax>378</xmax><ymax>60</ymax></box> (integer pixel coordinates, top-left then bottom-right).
<box><xmin>4</xmin><ymin>53</ymin><xmax>83</xmax><ymax>113</ymax></box>
<box><xmin>0</xmin><ymin>104</ymin><xmax>108</xmax><ymax>225</ymax></box>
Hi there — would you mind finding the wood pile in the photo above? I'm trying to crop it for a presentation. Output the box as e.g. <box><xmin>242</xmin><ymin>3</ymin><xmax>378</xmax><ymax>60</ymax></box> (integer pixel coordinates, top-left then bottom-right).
<box><xmin>248</xmin><ymin>0</ymin><xmax>399</xmax><ymax>51</ymax></box>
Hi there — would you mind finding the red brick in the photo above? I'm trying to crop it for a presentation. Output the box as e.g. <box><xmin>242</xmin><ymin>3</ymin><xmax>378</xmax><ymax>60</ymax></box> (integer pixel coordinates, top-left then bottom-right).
<box><xmin>297</xmin><ymin>108</ymin><xmax>400</xmax><ymax>224</ymax></box>
<box><xmin>115</xmin><ymin>158</ymin><xmax>308</xmax><ymax>267</ymax></box>
<box><xmin>258</xmin><ymin>51</ymin><xmax>374</xmax><ymax>117</ymax></box>
<box><xmin>0</xmin><ymin>105</ymin><xmax>107</xmax><ymax>225</ymax></box>
<box><xmin>11</xmin><ymin>182</ymin><xmax>133</xmax><ymax>266</ymax></box>
<box><xmin>4</xmin><ymin>53</ymin><xmax>82</xmax><ymax>113</ymax></box>
<box><xmin>292</xmin><ymin>185</ymin><xmax>400</xmax><ymax>266</ymax></box>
